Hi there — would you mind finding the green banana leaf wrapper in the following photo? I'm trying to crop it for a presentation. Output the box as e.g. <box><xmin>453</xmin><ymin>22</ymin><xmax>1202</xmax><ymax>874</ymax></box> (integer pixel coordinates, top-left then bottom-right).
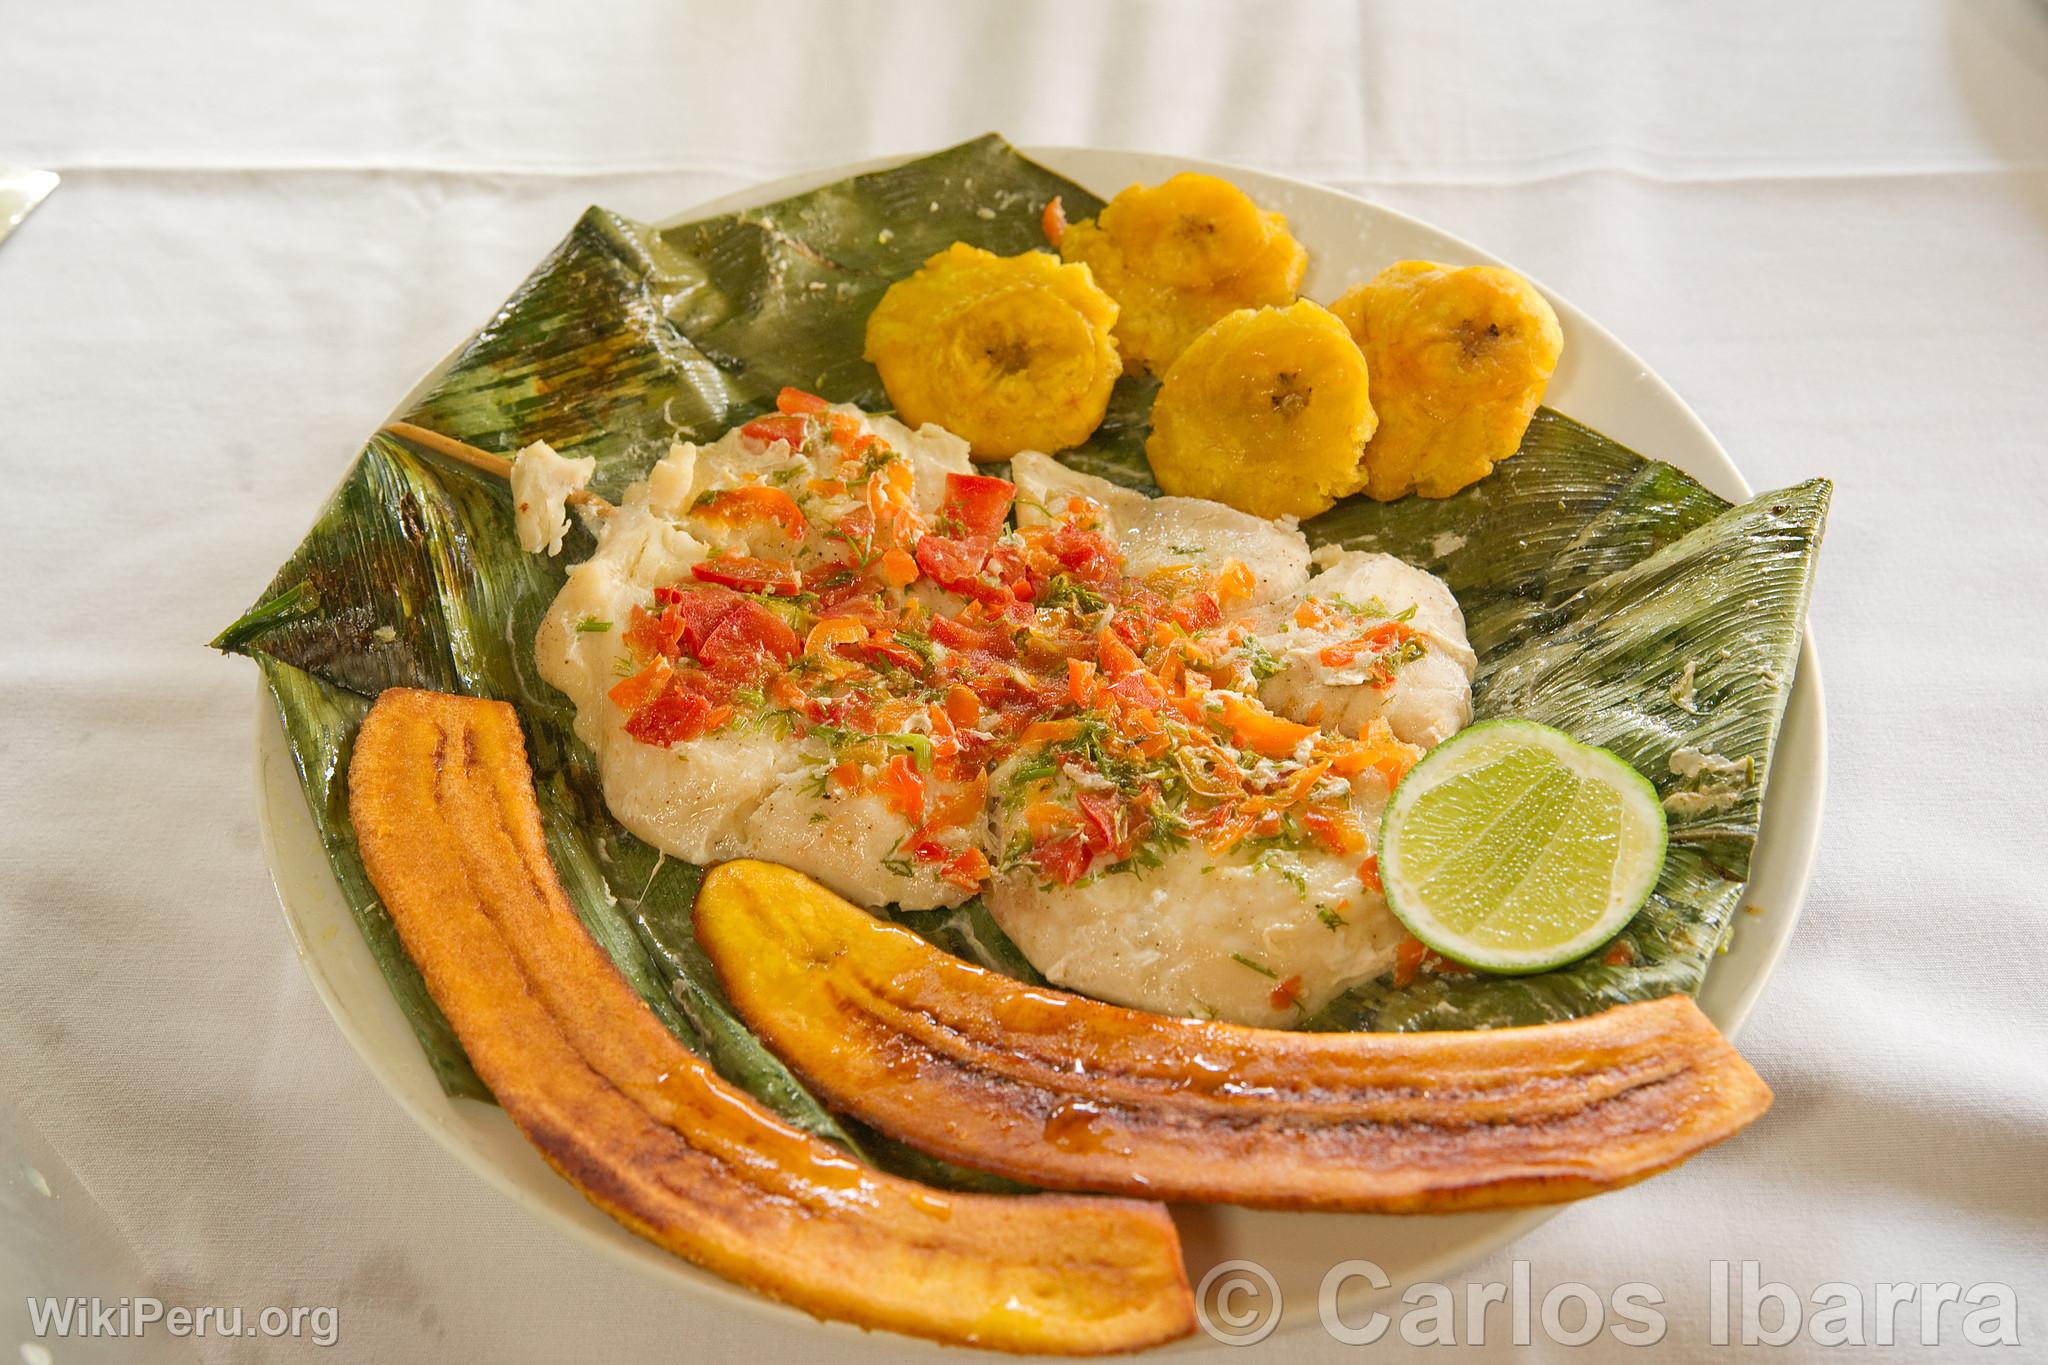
<box><xmin>217</xmin><ymin>135</ymin><xmax>1828</xmax><ymax>1182</ymax></box>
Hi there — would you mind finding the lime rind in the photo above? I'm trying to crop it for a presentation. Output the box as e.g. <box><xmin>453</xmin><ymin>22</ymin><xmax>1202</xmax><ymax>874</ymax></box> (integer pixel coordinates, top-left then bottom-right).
<box><xmin>1378</xmin><ymin>719</ymin><xmax>1668</xmax><ymax>975</ymax></box>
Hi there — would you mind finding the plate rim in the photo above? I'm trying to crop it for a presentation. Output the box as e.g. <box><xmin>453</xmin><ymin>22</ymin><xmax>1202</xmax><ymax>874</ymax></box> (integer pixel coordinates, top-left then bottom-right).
<box><xmin>253</xmin><ymin>141</ymin><xmax>1828</xmax><ymax>1349</ymax></box>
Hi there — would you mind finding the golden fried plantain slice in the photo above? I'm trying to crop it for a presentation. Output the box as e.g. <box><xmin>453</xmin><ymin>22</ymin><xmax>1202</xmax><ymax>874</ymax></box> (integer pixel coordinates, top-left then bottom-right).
<box><xmin>1061</xmin><ymin>173</ymin><xmax>1307</xmax><ymax>375</ymax></box>
<box><xmin>1144</xmin><ymin>300</ymin><xmax>1377</xmax><ymax>519</ymax></box>
<box><xmin>349</xmin><ymin>690</ymin><xmax>1193</xmax><ymax>1355</ymax></box>
<box><xmin>696</xmin><ymin>861</ymin><xmax>1774</xmax><ymax>1214</ymax></box>
<box><xmin>863</xmin><ymin>243</ymin><xmax>1121</xmax><ymax>460</ymax></box>
<box><xmin>1331</xmin><ymin>260</ymin><xmax>1564</xmax><ymax>500</ymax></box>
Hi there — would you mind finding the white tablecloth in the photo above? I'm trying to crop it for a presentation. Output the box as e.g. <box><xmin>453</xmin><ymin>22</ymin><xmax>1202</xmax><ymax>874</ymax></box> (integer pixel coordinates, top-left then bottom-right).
<box><xmin>5</xmin><ymin>1</ymin><xmax>2046</xmax><ymax>1359</ymax></box>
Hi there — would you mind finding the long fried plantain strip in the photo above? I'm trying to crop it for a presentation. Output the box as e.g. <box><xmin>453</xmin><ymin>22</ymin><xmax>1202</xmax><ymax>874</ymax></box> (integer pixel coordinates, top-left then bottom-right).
<box><xmin>696</xmin><ymin>860</ymin><xmax>1773</xmax><ymax>1213</ymax></box>
<box><xmin>349</xmin><ymin>690</ymin><xmax>1194</xmax><ymax>1355</ymax></box>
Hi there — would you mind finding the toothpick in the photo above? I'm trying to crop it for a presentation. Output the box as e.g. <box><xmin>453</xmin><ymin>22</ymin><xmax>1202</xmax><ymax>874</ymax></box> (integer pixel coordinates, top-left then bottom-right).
<box><xmin>379</xmin><ymin>421</ymin><xmax>615</xmax><ymax>514</ymax></box>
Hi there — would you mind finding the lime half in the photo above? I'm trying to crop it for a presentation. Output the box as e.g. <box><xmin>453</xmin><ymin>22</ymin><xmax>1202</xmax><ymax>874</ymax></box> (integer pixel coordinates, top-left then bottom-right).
<box><xmin>1378</xmin><ymin>719</ymin><xmax>1668</xmax><ymax>975</ymax></box>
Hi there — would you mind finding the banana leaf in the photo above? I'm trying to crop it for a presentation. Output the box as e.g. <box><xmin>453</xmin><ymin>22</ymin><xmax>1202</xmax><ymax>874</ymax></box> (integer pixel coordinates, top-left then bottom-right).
<box><xmin>217</xmin><ymin>137</ymin><xmax>1828</xmax><ymax>1173</ymax></box>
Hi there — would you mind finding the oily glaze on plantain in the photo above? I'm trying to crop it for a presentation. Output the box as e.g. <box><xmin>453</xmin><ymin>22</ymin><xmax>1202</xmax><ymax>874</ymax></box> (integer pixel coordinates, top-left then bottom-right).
<box><xmin>863</xmin><ymin>243</ymin><xmax>1121</xmax><ymax>460</ymax></box>
<box><xmin>695</xmin><ymin>860</ymin><xmax>1774</xmax><ymax>1213</ymax></box>
<box><xmin>1060</xmin><ymin>173</ymin><xmax>1307</xmax><ymax>375</ymax></box>
<box><xmin>1331</xmin><ymin>261</ymin><xmax>1564</xmax><ymax>500</ymax></box>
<box><xmin>1144</xmin><ymin>300</ymin><xmax>1377</xmax><ymax>520</ymax></box>
<box><xmin>348</xmin><ymin>689</ymin><xmax>1194</xmax><ymax>1355</ymax></box>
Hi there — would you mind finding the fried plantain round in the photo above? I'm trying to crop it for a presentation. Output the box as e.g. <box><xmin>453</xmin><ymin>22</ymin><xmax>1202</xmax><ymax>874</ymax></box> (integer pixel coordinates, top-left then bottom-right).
<box><xmin>1331</xmin><ymin>261</ymin><xmax>1563</xmax><ymax>501</ymax></box>
<box><xmin>863</xmin><ymin>243</ymin><xmax>1121</xmax><ymax>460</ymax></box>
<box><xmin>1144</xmin><ymin>300</ymin><xmax>1377</xmax><ymax>520</ymax></box>
<box><xmin>1061</xmin><ymin>173</ymin><xmax>1306</xmax><ymax>376</ymax></box>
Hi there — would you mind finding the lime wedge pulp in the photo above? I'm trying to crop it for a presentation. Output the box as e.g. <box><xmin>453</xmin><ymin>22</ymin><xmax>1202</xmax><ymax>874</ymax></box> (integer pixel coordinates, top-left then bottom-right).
<box><xmin>1378</xmin><ymin>719</ymin><xmax>1668</xmax><ymax>975</ymax></box>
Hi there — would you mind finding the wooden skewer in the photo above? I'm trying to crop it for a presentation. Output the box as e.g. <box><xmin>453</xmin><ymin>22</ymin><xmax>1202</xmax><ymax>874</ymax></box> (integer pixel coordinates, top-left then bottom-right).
<box><xmin>380</xmin><ymin>420</ymin><xmax>615</xmax><ymax>514</ymax></box>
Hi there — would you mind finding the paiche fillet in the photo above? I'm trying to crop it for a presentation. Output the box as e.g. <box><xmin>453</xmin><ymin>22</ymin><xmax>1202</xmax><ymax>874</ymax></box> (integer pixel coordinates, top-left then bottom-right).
<box><xmin>695</xmin><ymin>860</ymin><xmax>1774</xmax><ymax>1213</ymax></box>
<box><xmin>347</xmin><ymin>688</ymin><xmax>1194</xmax><ymax>1355</ymax></box>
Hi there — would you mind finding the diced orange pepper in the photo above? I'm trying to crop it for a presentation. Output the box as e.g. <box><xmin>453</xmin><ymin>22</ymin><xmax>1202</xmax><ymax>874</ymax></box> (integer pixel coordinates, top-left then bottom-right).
<box><xmin>805</xmin><ymin>617</ymin><xmax>869</xmax><ymax>658</ymax></box>
<box><xmin>1216</xmin><ymin>559</ymin><xmax>1257</xmax><ymax>608</ymax></box>
<box><xmin>776</xmin><ymin>386</ymin><xmax>830</xmax><ymax>415</ymax></box>
<box><xmin>694</xmin><ymin>486</ymin><xmax>807</xmax><ymax>541</ymax></box>
<box><xmin>1293</xmin><ymin>599</ymin><xmax>1339</xmax><ymax>630</ymax></box>
<box><xmin>1392</xmin><ymin>935</ymin><xmax>1427</xmax><ymax>988</ymax></box>
<box><xmin>1067</xmin><ymin>657</ymin><xmax>1097</xmax><ymax>705</ymax></box>
<box><xmin>805</xmin><ymin>477</ymin><xmax>847</xmax><ymax>499</ymax></box>
<box><xmin>1358</xmin><ymin>854</ymin><xmax>1382</xmax><ymax>894</ymax></box>
<box><xmin>1020</xmin><ymin>718</ymin><xmax>1082</xmax><ymax>745</ymax></box>
<box><xmin>878</xmin><ymin>547</ymin><xmax>920</xmax><ymax>588</ymax></box>
<box><xmin>1041</xmin><ymin>196</ymin><xmax>1067</xmax><ymax>248</ymax></box>
<box><xmin>1023</xmin><ymin>802</ymin><xmax>1078</xmax><ymax>841</ymax></box>
<box><xmin>829</xmin><ymin>761</ymin><xmax>862</xmax><ymax>793</ymax></box>
<box><xmin>944</xmin><ymin>684</ymin><xmax>982</xmax><ymax>728</ymax></box>
<box><xmin>1097</xmin><ymin>629</ymin><xmax>1142</xmax><ymax>678</ymax></box>
<box><xmin>1302</xmin><ymin>806</ymin><xmax>1365</xmax><ymax>855</ymax></box>
<box><xmin>1214</xmin><ymin>694</ymin><xmax>1317</xmax><ymax>759</ymax></box>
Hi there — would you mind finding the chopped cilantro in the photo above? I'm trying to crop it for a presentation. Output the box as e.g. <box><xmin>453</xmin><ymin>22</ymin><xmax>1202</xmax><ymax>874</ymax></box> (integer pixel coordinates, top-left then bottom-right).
<box><xmin>1230</xmin><ymin>953</ymin><xmax>1278</xmax><ymax>979</ymax></box>
<box><xmin>1236</xmin><ymin>634</ymin><xmax>1283</xmax><ymax>681</ymax></box>
<box><xmin>575</xmin><ymin>617</ymin><xmax>613</xmax><ymax>633</ymax></box>
<box><xmin>1041</xmin><ymin>575</ymin><xmax>1107</xmax><ymax>614</ymax></box>
<box><xmin>892</xmin><ymin>630</ymin><xmax>937</xmax><ymax>667</ymax></box>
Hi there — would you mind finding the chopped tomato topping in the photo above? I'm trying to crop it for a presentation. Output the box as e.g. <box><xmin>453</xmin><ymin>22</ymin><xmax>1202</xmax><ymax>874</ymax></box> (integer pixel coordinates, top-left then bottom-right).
<box><xmin>1096</xmin><ymin>629</ymin><xmax>1142</xmax><ymax>678</ymax></box>
<box><xmin>696</xmin><ymin>601</ymin><xmax>799</xmax><ymax>678</ymax></box>
<box><xmin>1168</xmin><ymin>591</ymin><xmax>1222</xmax><ymax>632</ymax></box>
<box><xmin>1603</xmin><ymin>940</ymin><xmax>1636</xmax><ymax>967</ymax></box>
<box><xmin>1269</xmin><ymin>975</ymin><xmax>1303</xmax><ymax>1012</ymax></box>
<box><xmin>1075</xmin><ymin>790</ymin><xmax>1134</xmax><ymax>861</ymax></box>
<box><xmin>1358</xmin><ymin>854</ymin><xmax>1382</xmax><ymax>894</ymax></box>
<box><xmin>691</xmin><ymin>553</ymin><xmax>802</xmax><ymax>596</ymax></box>
<box><xmin>739</xmin><ymin>413</ymin><xmax>809</xmax><ymax>447</ymax></box>
<box><xmin>1045</xmin><ymin>522</ymin><xmax>1120</xmax><ymax>583</ymax></box>
<box><xmin>914</xmin><ymin>534</ymin><xmax>1002</xmax><ymax>599</ymax></box>
<box><xmin>775</xmin><ymin>387</ymin><xmax>830</xmax><ymax>415</ymax></box>
<box><xmin>623</xmin><ymin>679</ymin><xmax>731</xmax><ymax>746</ymax></box>
<box><xmin>1319</xmin><ymin>620</ymin><xmax>1420</xmax><ymax>670</ymax></box>
<box><xmin>607</xmin><ymin>656</ymin><xmax>673</xmax><ymax>712</ymax></box>
<box><xmin>874</xmin><ymin>752</ymin><xmax>926</xmax><ymax>821</ymax></box>
<box><xmin>1041</xmin><ymin>195</ymin><xmax>1066</xmax><ymax>248</ymax></box>
<box><xmin>938</xmin><ymin>472</ymin><xmax>1016</xmax><ymax>540</ymax></box>
<box><xmin>623</xmin><ymin>603</ymin><xmax>686</xmax><ymax>660</ymax></box>
<box><xmin>1032</xmin><ymin>833</ymin><xmax>1090</xmax><ymax>886</ymax></box>
<box><xmin>940</xmin><ymin>846</ymin><xmax>992</xmax><ymax>890</ymax></box>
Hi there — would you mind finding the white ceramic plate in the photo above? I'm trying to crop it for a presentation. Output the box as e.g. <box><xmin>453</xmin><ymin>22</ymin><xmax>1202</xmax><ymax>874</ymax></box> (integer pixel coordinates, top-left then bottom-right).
<box><xmin>254</xmin><ymin>145</ymin><xmax>1826</xmax><ymax>1349</ymax></box>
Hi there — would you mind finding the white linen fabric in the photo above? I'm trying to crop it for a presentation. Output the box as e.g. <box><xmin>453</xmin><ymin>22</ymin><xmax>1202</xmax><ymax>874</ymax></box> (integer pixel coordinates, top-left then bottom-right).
<box><xmin>3</xmin><ymin>0</ymin><xmax>2046</xmax><ymax>1359</ymax></box>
